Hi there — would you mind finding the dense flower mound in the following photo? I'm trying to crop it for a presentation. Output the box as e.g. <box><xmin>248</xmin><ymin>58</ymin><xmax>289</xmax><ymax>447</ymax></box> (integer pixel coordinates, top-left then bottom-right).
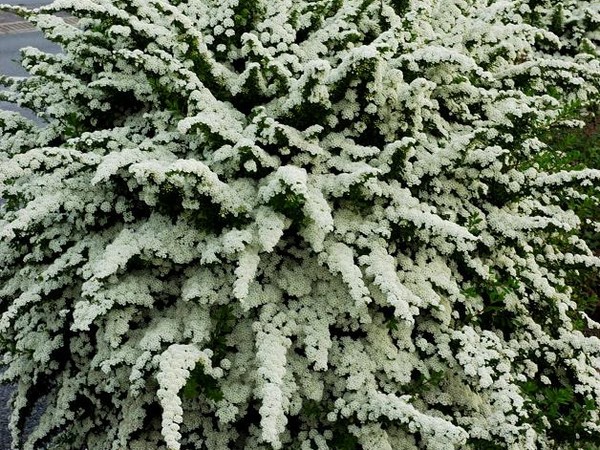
<box><xmin>1</xmin><ymin>0</ymin><xmax>600</xmax><ymax>449</ymax></box>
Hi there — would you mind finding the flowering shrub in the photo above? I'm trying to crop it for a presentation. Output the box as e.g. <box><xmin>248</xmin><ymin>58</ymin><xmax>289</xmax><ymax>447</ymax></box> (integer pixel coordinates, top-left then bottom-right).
<box><xmin>1</xmin><ymin>0</ymin><xmax>600</xmax><ymax>449</ymax></box>
<box><xmin>536</xmin><ymin>110</ymin><xmax>600</xmax><ymax>328</ymax></box>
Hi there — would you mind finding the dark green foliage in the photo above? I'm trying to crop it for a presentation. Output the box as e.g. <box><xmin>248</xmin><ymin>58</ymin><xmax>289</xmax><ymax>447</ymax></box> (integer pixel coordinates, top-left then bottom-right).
<box><xmin>181</xmin><ymin>364</ymin><xmax>224</xmax><ymax>402</ymax></box>
<box><xmin>405</xmin><ymin>369</ymin><xmax>445</xmax><ymax>396</ymax></box>
<box><xmin>327</xmin><ymin>422</ymin><xmax>362</xmax><ymax>450</ymax></box>
<box><xmin>466</xmin><ymin>213</ymin><xmax>483</xmax><ymax>236</ymax></box>
<box><xmin>494</xmin><ymin>107</ymin><xmax>600</xmax><ymax>449</ymax></box>
<box><xmin>462</xmin><ymin>275</ymin><xmax>519</xmax><ymax>337</ymax></box>
<box><xmin>538</xmin><ymin>109</ymin><xmax>600</xmax><ymax>325</ymax></box>
<box><xmin>390</xmin><ymin>0</ymin><xmax>410</xmax><ymax>16</ymax></box>
<box><xmin>520</xmin><ymin>378</ymin><xmax>597</xmax><ymax>447</ymax></box>
<box><xmin>209</xmin><ymin>304</ymin><xmax>237</xmax><ymax>363</ymax></box>
<box><xmin>466</xmin><ymin>438</ymin><xmax>505</xmax><ymax>450</ymax></box>
<box><xmin>157</xmin><ymin>184</ymin><xmax>185</xmax><ymax>222</ymax></box>
<box><xmin>294</xmin><ymin>0</ymin><xmax>344</xmax><ymax>43</ymax></box>
<box><xmin>181</xmin><ymin>305</ymin><xmax>236</xmax><ymax>402</ymax></box>
<box><xmin>267</xmin><ymin>187</ymin><xmax>307</xmax><ymax>225</ymax></box>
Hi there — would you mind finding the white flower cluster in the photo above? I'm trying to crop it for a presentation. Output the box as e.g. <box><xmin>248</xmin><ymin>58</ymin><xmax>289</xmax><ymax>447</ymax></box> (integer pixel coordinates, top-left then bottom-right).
<box><xmin>1</xmin><ymin>0</ymin><xmax>600</xmax><ymax>448</ymax></box>
<box><xmin>156</xmin><ymin>344</ymin><xmax>222</xmax><ymax>450</ymax></box>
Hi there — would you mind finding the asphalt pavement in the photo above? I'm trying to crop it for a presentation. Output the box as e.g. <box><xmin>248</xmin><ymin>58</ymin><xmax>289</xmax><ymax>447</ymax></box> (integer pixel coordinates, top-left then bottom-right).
<box><xmin>0</xmin><ymin>31</ymin><xmax>60</xmax><ymax>122</ymax></box>
<box><xmin>1</xmin><ymin>2</ymin><xmax>55</xmax><ymax>448</ymax></box>
<box><xmin>3</xmin><ymin>1</ymin><xmax>49</xmax><ymax>5</ymax></box>
<box><xmin>1</xmin><ymin>1</ymin><xmax>61</xmax><ymax>120</ymax></box>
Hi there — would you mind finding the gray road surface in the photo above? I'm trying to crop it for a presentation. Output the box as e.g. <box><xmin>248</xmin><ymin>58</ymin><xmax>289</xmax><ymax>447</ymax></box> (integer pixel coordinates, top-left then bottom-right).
<box><xmin>0</xmin><ymin>30</ymin><xmax>61</xmax><ymax>122</ymax></box>
<box><xmin>3</xmin><ymin>1</ymin><xmax>50</xmax><ymax>6</ymax></box>
<box><xmin>1</xmin><ymin>0</ymin><xmax>61</xmax><ymax>117</ymax></box>
<box><xmin>0</xmin><ymin>1</ymin><xmax>52</xmax><ymax>24</ymax></box>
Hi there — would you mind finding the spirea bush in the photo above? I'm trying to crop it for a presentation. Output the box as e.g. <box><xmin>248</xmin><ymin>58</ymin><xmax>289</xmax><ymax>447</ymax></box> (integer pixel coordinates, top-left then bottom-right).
<box><xmin>1</xmin><ymin>0</ymin><xmax>600</xmax><ymax>449</ymax></box>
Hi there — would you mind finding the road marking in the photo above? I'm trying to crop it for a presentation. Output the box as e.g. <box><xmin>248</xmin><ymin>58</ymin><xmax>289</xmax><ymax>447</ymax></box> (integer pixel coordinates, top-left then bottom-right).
<box><xmin>0</xmin><ymin>21</ymin><xmax>36</xmax><ymax>34</ymax></box>
<box><xmin>0</xmin><ymin>16</ymin><xmax>78</xmax><ymax>35</ymax></box>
